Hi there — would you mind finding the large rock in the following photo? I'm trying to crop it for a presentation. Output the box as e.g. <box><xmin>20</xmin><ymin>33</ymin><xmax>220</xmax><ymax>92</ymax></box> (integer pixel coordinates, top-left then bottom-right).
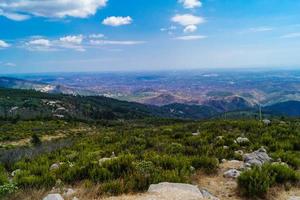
<box><xmin>223</xmin><ymin>169</ymin><xmax>241</xmax><ymax>179</ymax></box>
<box><xmin>43</xmin><ymin>194</ymin><xmax>64</xmax><ymax>200</ymax></box>
<box><xmin>244</xmin><ymin>147</ymin><xmax>271</xmax><ymax>167</ymax></box>
<box><xmin>148</xmin><ymin>182</ymin><xmax>204</xmax><ymax>199</ymax></box>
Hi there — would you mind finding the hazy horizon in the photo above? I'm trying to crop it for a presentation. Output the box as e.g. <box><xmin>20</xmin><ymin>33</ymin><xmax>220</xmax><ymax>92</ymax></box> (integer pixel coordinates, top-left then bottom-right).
<box><xmin>1</xmin><ymin>0</ymin><xmax>300</xmax><ymax>74</ymax></box>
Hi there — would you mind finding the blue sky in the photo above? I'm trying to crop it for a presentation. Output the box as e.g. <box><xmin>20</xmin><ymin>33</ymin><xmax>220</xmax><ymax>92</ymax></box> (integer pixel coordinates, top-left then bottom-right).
<box><xmin>1</xmin><ymin>0</ymin><xmax>300</xmax><ymax>73</ymax></box>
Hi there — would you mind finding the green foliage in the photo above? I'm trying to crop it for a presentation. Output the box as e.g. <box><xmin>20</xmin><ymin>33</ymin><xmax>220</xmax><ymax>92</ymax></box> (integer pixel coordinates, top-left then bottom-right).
<box><xmin>238</xmin><ymin>164</ymin><xmax>300</xmax><ymax>197</ymax></box>
<box><xmin>99</xmin><ymin>179</ymin><xmax>124</xmax><ymax>195</ymax></box>
<box><xmin>190</xmin><ymin>156</ymin><xmax>219</xmax><ymax>174</ymax></box>
<box><xmin>1</xmin><ymin>118</ymin><xmax>300</xmax><ymax>197</ymax></box>
<box><xmin>30</xmin><ymin>134</ymin><xmax>41</xmax><ymax>146</ymax></box>
<box><xmin>0</xmin><ymin>166</ymin><xmax>8</xmax><ymax>186</ymax></box>
<box><xmin>0</xmin><ymin>183</ymin><xmax>18</xmax><ymax>197</ymax></box>
<box><xmin>238</xmin><ymin>165</ymin><xmax>274</xmax><ymax>198</ymax></box>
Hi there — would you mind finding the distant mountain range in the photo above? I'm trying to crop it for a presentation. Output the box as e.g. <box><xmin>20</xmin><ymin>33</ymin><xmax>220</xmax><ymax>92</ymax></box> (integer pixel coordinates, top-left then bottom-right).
<box><xmin>0</xmin><ymin>77</ymin><xmax>97</xmax><ymax>96</ymax></box>
<box><xmin>1</xmin><ymin>76</ymin><xmax>300</xmax><ymax>119</ymax></box>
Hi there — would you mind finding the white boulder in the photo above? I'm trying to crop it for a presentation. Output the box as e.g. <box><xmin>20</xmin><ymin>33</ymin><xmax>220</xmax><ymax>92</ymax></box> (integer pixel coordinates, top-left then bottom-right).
<box><xmin>148</xmin><ymin>182</ymin><xmax>204</xmax><ymax>199</ymax></box>
<box><xmin>43</xmin><ymin>194</ymin><xmax>64</xmax><ymax>200</ymax></box>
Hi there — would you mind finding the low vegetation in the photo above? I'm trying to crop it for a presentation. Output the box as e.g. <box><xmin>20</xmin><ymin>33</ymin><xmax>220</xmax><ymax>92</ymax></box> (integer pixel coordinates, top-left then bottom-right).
<box><xmin>0</xmin><ymin>118</ymin><xmax>298</xmax><ymax>199</ymax></box>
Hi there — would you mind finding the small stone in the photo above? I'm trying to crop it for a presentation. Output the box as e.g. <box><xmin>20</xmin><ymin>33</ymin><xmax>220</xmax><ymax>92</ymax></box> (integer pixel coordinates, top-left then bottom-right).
<box><xmin>223</xmin><ymin>169</ymin><xmax>241</xmax><ymax>179</ymax></box>
<box><xmin>63</xmin><ymin>188</ymin><xmax>75</xmax><ymax>197</ymax></box>
<box><xmin>236</xmin><ymin>137</ymin><xmax>250</xmax><ymax>144</ymax></box>
<box><xmin>234</xmin><ymin>150</ymin><xmax>244</xmax><ymax>156</ymax></box>
<box><xmin>50</xmin><ymin>163</ymin><xmax>60</xmax><ymax>171</ymax></box>
<box><xmin>11</xmin><ymin>169</ymin><xmax>21</xmax><ymax>177</ymax></box>
<box><xmin>43</xmin><ymin>194</ymin><xmax>64</xmax><ymax>200</ymax></box>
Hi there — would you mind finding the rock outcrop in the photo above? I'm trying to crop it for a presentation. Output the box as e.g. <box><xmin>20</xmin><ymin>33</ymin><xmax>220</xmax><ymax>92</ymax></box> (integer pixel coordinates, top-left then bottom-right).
<box><xmin>243</xmin><ymin>147</ymin><xmax>271</xmax><ymax>167</ymax></box>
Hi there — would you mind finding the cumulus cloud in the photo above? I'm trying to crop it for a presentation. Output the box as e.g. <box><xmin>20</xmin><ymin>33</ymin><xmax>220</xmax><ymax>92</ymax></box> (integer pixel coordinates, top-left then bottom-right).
<box><xmin>172</xmin><ymin>14</ymin><xmax>205</xmax><ymax>26</ymax></box>
<box><xmin>174</xmin><ymin>35</ymin><xmax>206</xmax><ymax>40</ymax></box>
<box><xmin>90</xmin><ymin>40</ymin><xmax>145</xmax><ymax>45</ymax></box>
<box><xmin>0</xmin><ymin>0</ymin><xmax>108</xmax><ymax>21</ymax></box>
<box><xmin>60</xmin><ymin>35</ymin><xmax>83</xmax><ymax>45</ymax></box>
<box><xmin>25</xmin><ymin>38</ymin><xmax>53</xmax><ymax>51</ymax></box>
<box><xmin>184</xmin><ymin>25</ymin><xmax>197</xmax><ymax>33</ymax></box>
<box><xmin>172</xmin><ymin>14</ymin><xmax>205</xmax><ymax>33</ymax></box>
<box><xmin>179</xmin><ymin>0</ymin><xmax>202</xmax><ymax>9</ymax></box>
<box><xmin>0</xmin><ymin>40</ymin><xmax>10</xmax><ymax>48</ymax></box>
<box><xmin>59</xmin><ymin>35</ymin><xmax>85</xmax><ymax>51</ymax></box>
<box><xmin>102</xmin><ymin>16</ymin><xmax>132</xmax><ymax>26</ymax></box>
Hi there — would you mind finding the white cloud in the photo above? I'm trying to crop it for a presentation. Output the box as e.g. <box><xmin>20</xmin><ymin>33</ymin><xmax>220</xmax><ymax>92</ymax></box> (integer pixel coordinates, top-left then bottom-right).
<box><xmin>172</xmin><ymin>14</ymin><xmax>205</xmax><ymax>33</ymax></box>
<box><xmin>280</xmin><ymin>32</ymin><xmax>300</xmax><ymax>39</ymax></box>
<box><xmin>89</xmin><ymin>34</ymin><xmax>105</xmax><ymax>39</ymax></box>
<box><xmin>179</xmin><ymin>0</ymin><xmax>202</xmax><ymax>9</ymax></box>
<box><xmin>102</xmin><ymin>16</ymin><xmax>132</xmax><ymax>26</ymax></box>
<box><xmin>184</xmin><ymin>25</ymin><xmax>197</xmax><ymax>33</ymax></box>
<box><xmin>0</xmin><ymin>9</ymin><xmax>30</xmax><ymax>21</ymax></box>
<box><xmin>59</xmin><ymin>35</ymin><xmax>83</xmax><ymax>45</ymax></box>
<box><xmin>172</xmin><ymin>14</ymin><xmax>205</xmax><ymax>26</ymax></box>
<box><xmin>0</xmin><ymin>0</ymin><xmax>108</xmax><ymax>21</ymax></box>
<box><xmin>25</xmin><ymin>39</ymin><xmax>53</xmax><ymax>51</ymax></box>
<box><xmin>90</xmin><ymin>40</ymin><xmax>145</xmax><ymax>45</ymax></box>
<box><xmin>174</xmin><ymin>35</ymin><xmax>206</xmax><ymax>40</ymax></box>
<box><xmin>0</xmin><ymin>40</ymin><xmax>10</xmax><ymax>48</ymax></box>
<box><xmin>59</xmin><ymin>35</ymin><xmax>85</xmax><ymax>51</ymax></box>
<box><xmin>25</xmin><ymin>35</ymin><xmax>85</xmax><ymax>51</ymax></box>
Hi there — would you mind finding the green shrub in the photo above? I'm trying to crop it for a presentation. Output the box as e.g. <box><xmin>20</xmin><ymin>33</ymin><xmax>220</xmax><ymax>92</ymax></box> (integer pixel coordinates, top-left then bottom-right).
<box><xmin>238</xmin><ymin>166</ymin><xmax>273</xmax><ymax>198</ymax></box>
<box><xmin>0</xmin><ymin>166</ymin><xmax>8</xmax><ymax>186</ymax></box>
<box><xmin>269</xmin><ymin>164</ymin><xmax>300</xmax><ymax>183</ymax></box>
<box><xmin>15</xmin><ymin>173</ymin><xmax>55</xmax><ymax>189</ymax></box>
<box><xmin>89</xmin><ymin>167</ymin><xmax>112</xmax><ymax>183</ymax></box>
<box><xmin>238</xmin><ymin>164</ymin><xmax>300</xmax><ymax>197</ymax></box>
<box><xmin>166</xmin><ymin>143</ymin><xmax>184</xmax><ymax>154</ymax></box>
<box><xmin>190</xmin><ymin>156</ymin><xmax>219</xmax><ymax>174</ymax></box>
<box><xmin>57</xmin><ymin>164</ymin><xmax>89</xmax><ymax>183</ymax></box>
<box><xmin>0</xmin><ymin>183</ymin><xmax>18</xmax><ymax>197</ymax></box>
<box><xmin>30</xmin><ymin>134</ymin><xmax>41</xmax><ymax>146</ymax></box>
<box><xmin>100</xmin><ymin>180</ymin><xmax>124</xmax><ymax>195</ymax></box>
<box><xmin>102</xmin><ymin>155</ymin><xmax>134</xmax><ymax>178</ymax></box>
